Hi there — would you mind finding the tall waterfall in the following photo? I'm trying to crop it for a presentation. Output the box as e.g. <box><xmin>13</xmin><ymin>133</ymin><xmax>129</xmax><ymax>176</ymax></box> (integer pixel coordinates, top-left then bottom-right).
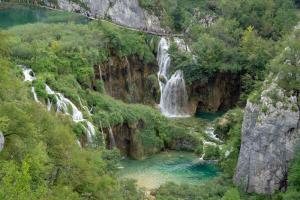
<box><xmin>157</xmin><ymin>38</ymin><xmax>189</xmax><ymax>118</ymax></box>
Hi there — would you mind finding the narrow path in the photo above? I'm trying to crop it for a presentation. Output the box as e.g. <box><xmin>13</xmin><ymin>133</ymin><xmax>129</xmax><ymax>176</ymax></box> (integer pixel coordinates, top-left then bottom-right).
<box><xmin>39</xmin><ymin>5</ymin><xmax>184</xmax><ymax>37</ymax></box>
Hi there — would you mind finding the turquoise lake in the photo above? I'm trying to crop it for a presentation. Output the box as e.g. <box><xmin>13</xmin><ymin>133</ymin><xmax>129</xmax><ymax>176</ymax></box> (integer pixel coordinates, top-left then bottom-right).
<box><xmin>118</xmin><ymin>151</ymin><xmax>219</xmax><ymax>190</ymax></box>
<box><xmin>0</xmin><ymin>4</ymin><xmax>89</xmax><ymax>28</ymax></box>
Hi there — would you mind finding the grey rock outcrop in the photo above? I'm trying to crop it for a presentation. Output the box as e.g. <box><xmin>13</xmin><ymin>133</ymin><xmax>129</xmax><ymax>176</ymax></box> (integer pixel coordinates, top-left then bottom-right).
<box><xmin>234</xmin><ymin>81</ymin><xmax>300</xmax><ymax>194</ymax></box>
<box><xmin>0</xmin><ymin>131</ymin><xmax>4</xmax><ymax>152</ymax></box>
<box><xmin>45</xmin><ymin>0</ymin><xmax>163</xmax><ymax>32</ymax></box>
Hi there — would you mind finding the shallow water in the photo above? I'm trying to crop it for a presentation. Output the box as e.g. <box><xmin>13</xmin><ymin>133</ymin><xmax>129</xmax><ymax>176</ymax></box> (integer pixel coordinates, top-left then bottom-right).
<box><xmin>0</xmin><ymin>4</ymin><xmax>89</xmax><ymax>28</ymax></box>
<box><xmin>118</xmin><ymin>151</ymin><xmax>219</xmax><ymax>190</ymax></box>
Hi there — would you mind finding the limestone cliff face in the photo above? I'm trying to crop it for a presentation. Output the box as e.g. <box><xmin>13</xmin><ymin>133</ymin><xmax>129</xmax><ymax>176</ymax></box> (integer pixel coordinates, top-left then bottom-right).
<box><xmin>45</xmin><ymin>0</ymin><xmax>163</xmax><ymax>32</ymax></box>
<box><xmin>234</xmin><ymin>80</ymin><xmax>300</xmax><ymax>194</ymax></box>
<box><xmin>94</xmin><ymin>55</ymin><xmax>159</xmax><ymax>104</ymax></box>
<box><xmin>103</xmin><ymin>121</ymin><xmax>162</xmax><ymax>160</ymax></box>
<box><xmin>188</xmin><ymin>72</ymin><xmax>240</xmax><ymax>113</ymax></box>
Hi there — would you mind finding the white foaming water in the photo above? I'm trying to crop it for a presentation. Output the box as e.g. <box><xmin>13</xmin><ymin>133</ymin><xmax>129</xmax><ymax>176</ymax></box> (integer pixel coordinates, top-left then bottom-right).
<box><xmin>161</xmin><ymin>71</ymin><xmax>189</xmax><ymax>117</ymax></box>
<box><xmin>157</xmin><ymin>38</ymin><xmax>189</xmax><ymax>118</ymax></box>
<box><xmin>86</xmin><ymin>121</ymin><xmax>96</xmax><ymax>143</ymax></box>
<box><xmin>205</xmin><ymin>126</ymin><xmax>221</xmax><ymax>142</ymax></box>
<box><xmin>21</xmin><ymin>66</ymin><xmax>36</xmax><ymax>82</ymax></box>
<box><xmin>21</xmin><ymin>66</ymin><xmax>40</xmax><ymax>104</ymax></box>
<box><xmin>31</xmin><ymin>87</ymin><xmax>40</xmax><ymax>103</ymax></box>
<box><xmin>45</xmin><ymin>84</ymin><xmax>97</xmax><ymax>142</ymax></box>
<box><xmin>21</xmin><ymin>66</ymin><xmax>99</xmax><ymax>144</ymax></box>
<box><xmin>174</xmin><ymin>37</ymin><xmax>191</xmax><ymax>52</ymax></box>
<box><xmin>46</xmin><ymin>85</ymin><xmax>83</xmax><ymax>121</ymax></box>
<box><xmin>109</xmin><ymin>127</ymin><xmax>116</xmax><ymax>149</ymax></box>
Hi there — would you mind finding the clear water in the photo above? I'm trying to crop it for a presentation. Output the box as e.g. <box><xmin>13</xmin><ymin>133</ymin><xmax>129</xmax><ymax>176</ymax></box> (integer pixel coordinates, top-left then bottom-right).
<box><xmin>195</xmin><ymin>111</ymin><xmax>225</xmax><ymax>122</ymax></box>
<box><xmin>0</xmin><ymin>4</ymin><xmax>89</xmax><ymax>28</ymax></box>
<box><xmin>118</xmin><ymin>151</ymin><xmax>219</xmax><ymax>190</ymax></box>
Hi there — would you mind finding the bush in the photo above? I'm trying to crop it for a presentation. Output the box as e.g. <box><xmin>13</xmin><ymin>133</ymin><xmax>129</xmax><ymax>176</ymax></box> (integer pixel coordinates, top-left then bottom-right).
<box><xmin>222</xmin><ymin>188</ymin><xmax>240</xmax><ymax>200</ymax></box>
<box><xmin>204</xmin><ymin>145</ymin><xmax>220</xmax><ymax>160</ymax></box>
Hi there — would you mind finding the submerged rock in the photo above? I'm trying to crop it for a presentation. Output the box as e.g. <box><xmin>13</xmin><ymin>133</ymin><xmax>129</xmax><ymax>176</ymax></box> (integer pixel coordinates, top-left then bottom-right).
<box><xmin>234</xmin><ymin>80</ymin><xmax>300</xmax><ymax>194</ymax></box>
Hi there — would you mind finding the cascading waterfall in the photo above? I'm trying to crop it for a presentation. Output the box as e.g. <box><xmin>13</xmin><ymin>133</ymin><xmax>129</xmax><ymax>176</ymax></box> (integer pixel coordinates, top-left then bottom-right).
<box><xmin>204</xmin><ymin>125</ymin><xmax>221</xmax><ymax>142</ymax></box>
<box><xmin>21</xmin><ymin>65</ymin><xmax>99</xmax><ymax>145</ymax></box>
<box><xmin>21</xmin><ymin>65</ymin><xmax>40</xmax><ymax>103</ymax></box>
<box><xmin>157</xmin><ymin>38</ymin><xmax>189</xmax><ymax>117</ymax></box>
<box><xmin>45</xmin><ymin>84</ymin><xmax>96</xmax><ymax>143</ymax></box>
<box><xmin>160</xmin><ymin>71</ymin><xmax>189</xmax><ymax>116</ymax></box>
<box><xmin>108</xmin><ymin>126</ymin><xmax>116</xmax><ymax>149</ymax></box>
<box><xmin>21</xmin><ymin>66</ymin><xmax>36</xmax><ymax>82</ymax></box>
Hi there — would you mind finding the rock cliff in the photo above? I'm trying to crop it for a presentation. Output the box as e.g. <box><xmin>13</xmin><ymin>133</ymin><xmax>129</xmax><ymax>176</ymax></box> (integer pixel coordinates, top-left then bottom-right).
<box><xmin>188</xmin><ymin>72</ymin><xmax>240</xmax><ymax>113</ymax></box>
<box><xmin>234</xmin><ymin>79</ymin><xmax>300</xmax><ymax>194</ymax></box>
<box><xmin>45</xmin><ymin>0</ymin><xmax>163</xmax><ymax>32</ymax></box>
<box><xmin>103</xmin><ymin>121</ymin><xmax>162</xmax><ymax>160</ymax></box>
<box><xmin>93</xmin><ymin>55</ymin><xmax>159</xmax><ymax>104</ymax></box>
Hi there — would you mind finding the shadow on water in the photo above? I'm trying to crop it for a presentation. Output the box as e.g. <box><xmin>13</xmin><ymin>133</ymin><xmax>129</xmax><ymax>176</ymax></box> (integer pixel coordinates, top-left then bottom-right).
<box><xmin>0</xmin><ymin>3</ymin><xmax>89</xmax><ymax>28</ymax></box>
<box><xmin>195</xmin><ymin>111</ymin><xmax>226</xmax><ymax>122</ymax></box>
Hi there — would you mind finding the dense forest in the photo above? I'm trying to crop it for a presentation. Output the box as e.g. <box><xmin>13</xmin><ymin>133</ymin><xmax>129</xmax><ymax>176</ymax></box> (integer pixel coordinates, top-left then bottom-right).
<box><xmin>0</xmin><ymin>0</ymin><xmax>299</xmax><ymax>199</ymax></box>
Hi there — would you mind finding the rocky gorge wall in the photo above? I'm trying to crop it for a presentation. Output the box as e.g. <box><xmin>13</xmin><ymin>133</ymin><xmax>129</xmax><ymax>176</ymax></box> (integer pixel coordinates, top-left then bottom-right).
<box><xmin>93</xmin><ymin>55</ymin><xmax>160</xmax><ymax>104</ymax></box>
<box><xmin>44</xmin><ymin>0</ymin><xmax>163</xmax><ymax>32</ymax></box>
<box><xmin>94</xmin><ymin>55</ymin><xmax>240</xmax><ymax>112</ymax></box>
<box><xmin>234</xmin><ymin>80</ymin><xmax>300</xmax><ymax>194</ymax></box>
<box><xmin>188</xmin><ymin>72</ymin><xmax>240</xmax><ymax>113</ymax></box>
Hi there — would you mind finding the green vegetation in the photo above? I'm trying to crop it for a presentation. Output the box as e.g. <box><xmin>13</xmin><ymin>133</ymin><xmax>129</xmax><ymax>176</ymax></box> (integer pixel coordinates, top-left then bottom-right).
<box><xmin>0</xmin><ymin>1</ymin><xmax>299</xmax><ymax>199</ymax></box>
<box><xmin>0</xmin><ymin>60</ymin><xmax>143</xmax><ymax>199</ymax></box>
<box><xmin>163</xmin><ymin>0</ymin><xmax>298</xmax><ymax>106</ymax></box>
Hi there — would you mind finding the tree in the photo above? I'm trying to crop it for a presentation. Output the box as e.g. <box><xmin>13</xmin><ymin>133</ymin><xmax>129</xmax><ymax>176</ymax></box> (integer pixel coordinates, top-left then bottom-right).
<box><xmin>172</xmin><ymin>5</ymin><xmax>187</xmax><ymax>32</ymax></box>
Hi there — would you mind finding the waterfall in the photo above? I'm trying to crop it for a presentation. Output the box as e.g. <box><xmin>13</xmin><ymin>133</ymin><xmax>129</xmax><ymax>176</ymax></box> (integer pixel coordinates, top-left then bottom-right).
<box><xmin>45</xmin><ymin>84</ymin><xmax>97</xmax><ymax>142</ymax></box>
<box><xmin>204</xmin><ymin>126</ymin><xmax>221</xmax><ymax>142</ymax></box>
<box><xmin>108</xmin><ymin>126</ymin><xmax>116</xmax><ymax>149</ymax></box>
<box><xmin>21</xmin><ymin>66</ymin><xmax>40</xmax><ymax>104</ymax></box>
<box><xmin>157</xmin><ymin>38</ymin><xmax>189</xmax><ymax>118</ymax></box>
<box><xmin>20</xmin><ymin>65</ymin><xmax>100</xmax><ymax>144</ymax></box>
<box><xmin>0</xmin><ymin>131</ymin><xmax>4</xmax><ymax>152</ymax></box>
<box><xmin>160</xmin><ymin>71</ymin><xmax>189</xmax><ymax>117</ymax></box>
<box><xmin>31</xmin><ymin>87</ymin><xmax>40</xmax><ymax>103</ymax></box>
<box><xmin>47</xmin><ymin>98</ymin><xmax>52</xmax><ymax>111</ymax></box>
<box><xmin>21</xmin><ymin>66</ymin><xmax>36</xmax><ymax>82</ymax></box>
